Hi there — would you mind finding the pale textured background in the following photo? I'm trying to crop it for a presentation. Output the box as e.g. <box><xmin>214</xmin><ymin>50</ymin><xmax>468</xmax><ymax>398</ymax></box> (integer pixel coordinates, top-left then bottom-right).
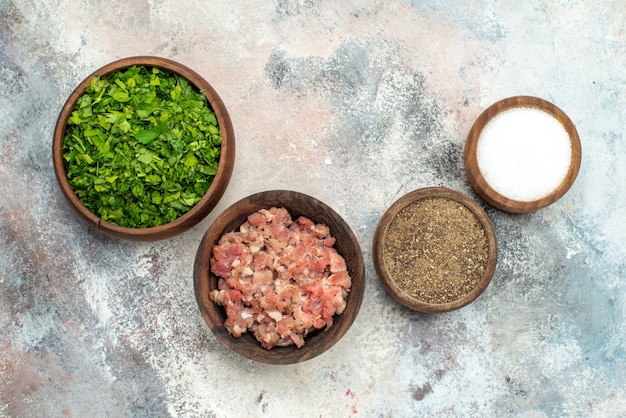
<box><xmin>1</xmin><ymin>1</ymin><xmax>625</xmax><ymax>417</ymax></box>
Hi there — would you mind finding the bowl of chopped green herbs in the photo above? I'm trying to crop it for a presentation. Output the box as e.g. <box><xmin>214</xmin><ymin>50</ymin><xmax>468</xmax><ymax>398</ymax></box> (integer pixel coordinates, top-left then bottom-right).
<box><xmin>53</xmin><ymin>56</ymin><xmax>235</xmax><ymax>241</ymax></box>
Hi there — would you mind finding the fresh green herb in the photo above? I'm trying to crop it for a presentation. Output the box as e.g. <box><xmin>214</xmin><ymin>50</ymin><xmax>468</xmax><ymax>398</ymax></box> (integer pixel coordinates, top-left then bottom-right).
<box><xmin>63</xmin><ymin>65</ymin><xmax>222</xmax><ymax>228</ymax></box>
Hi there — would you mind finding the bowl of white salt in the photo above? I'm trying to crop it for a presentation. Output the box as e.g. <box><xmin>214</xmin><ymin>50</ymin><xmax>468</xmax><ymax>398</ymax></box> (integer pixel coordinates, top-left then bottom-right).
<box><xmin>464</xmin><ymin>96</ymin><xmax>581</xmax><ymax>213</ymax></box>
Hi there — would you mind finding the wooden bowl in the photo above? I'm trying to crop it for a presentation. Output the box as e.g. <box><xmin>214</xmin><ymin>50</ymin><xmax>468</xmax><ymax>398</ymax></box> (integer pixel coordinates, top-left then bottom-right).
<box><xmin>194</xmin><ymin>190</ymin><xmax>365</xmax><ymax>364</ymax></box>
<box><xmin>464</xmin><ymin>96</ymin><xmax>581</xmax><ymax>213</ymax></box>
<box><xmin>372</xmin><ymin>187</ymin><xmax>497</xmax><ymax>313</ymax></box>
<box><xmin>52</xmin><ymin>56</ymin><xmax>235</xmax><ymax>241</ymax></box>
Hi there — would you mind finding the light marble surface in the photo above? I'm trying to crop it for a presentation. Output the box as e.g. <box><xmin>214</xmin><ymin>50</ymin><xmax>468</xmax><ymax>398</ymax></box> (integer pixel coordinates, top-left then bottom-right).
<box><xmin>1</xmin><ymin>1</ymin><xmax>625</xmax><ymax>417</ymax></box>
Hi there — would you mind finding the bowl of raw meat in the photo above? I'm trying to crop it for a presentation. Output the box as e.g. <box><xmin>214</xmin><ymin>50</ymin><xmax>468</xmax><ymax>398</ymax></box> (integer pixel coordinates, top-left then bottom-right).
<box><xmin>194</xmin><ymin>190</ymin><xmax>365</xmax><ymax>364</ymax></box>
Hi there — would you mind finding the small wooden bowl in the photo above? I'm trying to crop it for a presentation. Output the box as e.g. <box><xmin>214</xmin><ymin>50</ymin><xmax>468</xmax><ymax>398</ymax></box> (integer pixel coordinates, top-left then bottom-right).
<box><xmin>372</xmin><ymin>187</ymin><xmax>497</xmax><ymax>313</ymax></box>
<box><xmin>464</xmin><ymin>96</ymin><xmax>581</xmax><ymax>213</ymax></box>
<box><xmin>194</xmin><ymin>190</ymin><xmax>365</xmax><ymax>364</ymax></box>
<box><xmin>52</xmin><ymin>56</ymin><xmax>235</xmax><ymax>241</ymax></box>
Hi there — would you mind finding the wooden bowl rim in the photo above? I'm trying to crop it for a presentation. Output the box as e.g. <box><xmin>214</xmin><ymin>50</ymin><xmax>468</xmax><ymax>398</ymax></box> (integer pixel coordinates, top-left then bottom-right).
<box><xmin>372</xmin><ymin>187</ymin><xmax>498</xmax><ymax>313</ymax></box>
<box><xmin>52</xmin><ymin>56</ymin><xmax>235</xmax><ymax>241</ymax></box>
<box><xmin>463</xmin><ymin>95</ymin><xmax>581</xmax><ymax>213</ymax></box>
<box><xmin>193</xmin><ymin>190</ymin><xmax>366</xmax><ymax>364</ymax></box>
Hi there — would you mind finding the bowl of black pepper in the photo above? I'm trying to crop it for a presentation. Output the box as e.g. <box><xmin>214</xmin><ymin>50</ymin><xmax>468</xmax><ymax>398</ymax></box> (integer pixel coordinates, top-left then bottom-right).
<box><xmin>53</xmin><ymin>56</ymin><xmax>235</xmax><ymax>241</ymax></box>
<box><xmin>372</xmin><ymin>187</ymin><xmax>497</xmax><ymax>313</ymax></box>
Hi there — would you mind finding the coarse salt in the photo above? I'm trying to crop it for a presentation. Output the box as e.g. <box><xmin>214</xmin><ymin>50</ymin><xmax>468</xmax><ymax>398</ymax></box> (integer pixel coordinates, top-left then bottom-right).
<box><xmin>476</xmin><ymin>107</ymin><xmax>572</xmax><ymax>202</ymax></box>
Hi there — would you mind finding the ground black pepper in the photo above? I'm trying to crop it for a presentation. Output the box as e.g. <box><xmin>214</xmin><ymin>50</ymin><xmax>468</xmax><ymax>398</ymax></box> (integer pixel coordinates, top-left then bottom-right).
<box><xmin>383</xmin><ymin>197</ymin><xmax>489</xmax><ymax>304</ymax></box>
